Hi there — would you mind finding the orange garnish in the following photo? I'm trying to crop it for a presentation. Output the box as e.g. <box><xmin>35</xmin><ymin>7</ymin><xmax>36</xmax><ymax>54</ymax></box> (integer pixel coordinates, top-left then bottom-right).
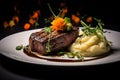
<box><xmin>71</xmin><ymin>14</ymin><xmax>80</xmax><ymax>24</ymax></box>
<box><xmin>24</xmin><ymin>23</ymin><xmax>30</xmax><ymax>30</ymax></box>
<box><xmin>51</xmin><ymin>17</ymin><xmax>66</xmax><ymax>31</ymax></box>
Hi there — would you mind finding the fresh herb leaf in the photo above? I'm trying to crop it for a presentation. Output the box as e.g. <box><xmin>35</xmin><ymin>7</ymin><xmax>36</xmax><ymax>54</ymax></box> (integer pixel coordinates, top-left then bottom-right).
<box><xmin>44</xmin><ymin>27</ymin><xmax>52</xmax><ymax>34</ymax></box>
<box><xmin>80</xmin><ymin>17</ymin><xmax>104</xmax><ymax>38</ymax></box>
<box><xmin>45</xmin><ymin>27</ymin><xmax>52</xmax><ymax>53</ymax></box>
<box><xmin>16</xmin><ymin>45</ymin><xmax>23</xmax><ymax>50</ymax></box>
<box><xmin>80</xmin><ymin>20</ymin><xmax>90</xmax><ymax>28</ymax></box>
<box><xmin>45</xmin><ymin>42</ymin><xmax>51</xmax><ymax>52</ymax></box>
<box><xmin>64</xmin><ymin>17</ymin><xmax>71</xmax><ymax>23</ymax></box>
<box><xmin>76</xmin><ymin>52</ymin><xmax>84</xmax><ymax>61</ymax></box>
<box><xmin>67</xmin><ymin>52</ymin><xmax>74</xmax><ymax>58</ymax></box>
<box><xmin>57</xmin><ymin>52</ymin><xmax>65</xmax><ymax>55</ymax></box>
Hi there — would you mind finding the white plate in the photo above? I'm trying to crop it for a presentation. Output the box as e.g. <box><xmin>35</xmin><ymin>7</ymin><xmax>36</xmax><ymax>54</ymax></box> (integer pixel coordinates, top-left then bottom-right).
<box><xmin>0</xmin><ymin>28</ymin><xmax>120</xmax><ymax>66</ymax></box>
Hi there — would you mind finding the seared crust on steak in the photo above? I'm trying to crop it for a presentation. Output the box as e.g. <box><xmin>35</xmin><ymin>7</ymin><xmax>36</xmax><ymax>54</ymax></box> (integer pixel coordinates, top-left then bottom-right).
<box><xmin>29</xmin><ymin>27</ymin><xmax>79</xmax><ymax>55</ymax></box>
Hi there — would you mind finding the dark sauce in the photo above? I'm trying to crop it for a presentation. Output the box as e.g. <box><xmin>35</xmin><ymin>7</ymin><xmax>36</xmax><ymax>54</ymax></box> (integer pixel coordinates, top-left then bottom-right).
<box><xmin>23</xmin><ymin>46</ymin><xmax>112</xmax><ymax>62</ymax></box>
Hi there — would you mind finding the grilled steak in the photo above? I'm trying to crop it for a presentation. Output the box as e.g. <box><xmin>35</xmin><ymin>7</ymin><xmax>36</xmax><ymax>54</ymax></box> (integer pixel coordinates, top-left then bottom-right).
<box><xmin>29</xmin><ymin>27</ymin><xmax>79</xmax><ymax>55</ymax></box>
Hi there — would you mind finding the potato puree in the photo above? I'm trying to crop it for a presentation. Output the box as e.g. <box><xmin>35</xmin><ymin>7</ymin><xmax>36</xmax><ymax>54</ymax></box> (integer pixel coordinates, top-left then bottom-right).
<box><xmin>69</xmin><ymin>31</ymin><xmax>111</xmax><ymax>57</ymax></box>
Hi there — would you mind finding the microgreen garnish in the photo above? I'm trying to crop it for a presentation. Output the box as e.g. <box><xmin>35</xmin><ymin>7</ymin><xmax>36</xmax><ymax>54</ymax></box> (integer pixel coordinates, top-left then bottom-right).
<box><xmin>45</xmin><ymin>42</ymin><xmax>51</xmax><ymax>52</ymax></box>
<box><xmin>67</xmin><ymin>52</ymin><xmax>74</xmax><ymax>58</ymax></box>
<box><xmin>47</xmin><ymin>3</ymin><xmax>56</xmax><ymax>17</ymax></box>
<box><xmin>44</xmin><ymin>27</ymin><xmax>52</xmax><ymax>34</ymax></box>
<box><xmin>64</xmin><ymin>17</ymin><xmax>71</xmax><ymax>23</ymax></box>
<box><xmin>44</xmin><ymin>27</ymin><xmax>52</xmax><ymax>53</ymax></box>
<box><xmin>80</xmin><ymin>17</ymin><xmax>104</xmax><ymax>39</ymax></box>
<box><xmin>76</xmin><ymin>52</ymin><xmax>84</xmax><ymax>61</ymax></box>
<box><xmin>57</xmin><ymin>52</ymin><xmax>65</xmax><ymax>55</ymax></box>
<box><xmin>16</xmin><ymin>44</ymin><xmax>23</xmax><ymax>50</ymax></box>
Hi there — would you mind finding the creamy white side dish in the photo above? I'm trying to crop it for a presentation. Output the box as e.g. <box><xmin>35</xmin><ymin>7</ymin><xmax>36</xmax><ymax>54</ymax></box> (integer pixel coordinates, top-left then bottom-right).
<box><xmin>69</xmin><ymin>30</ymin><xmax>111</xmax><ymax>57</ymax></box>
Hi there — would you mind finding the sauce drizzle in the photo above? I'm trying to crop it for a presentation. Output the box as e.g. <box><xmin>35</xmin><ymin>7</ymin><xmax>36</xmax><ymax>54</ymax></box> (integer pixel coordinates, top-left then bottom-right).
<box><xmin>23</xmin><ymin>46</ymin><xmax>111</xmax><ymax>62</ymax></box>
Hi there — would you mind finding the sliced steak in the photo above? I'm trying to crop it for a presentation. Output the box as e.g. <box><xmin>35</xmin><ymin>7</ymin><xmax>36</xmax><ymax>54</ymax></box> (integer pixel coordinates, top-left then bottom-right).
<box><xmin>29</xmin><ymin>27</ymin><xmax>79</xmax><ymax>55</ymax></box>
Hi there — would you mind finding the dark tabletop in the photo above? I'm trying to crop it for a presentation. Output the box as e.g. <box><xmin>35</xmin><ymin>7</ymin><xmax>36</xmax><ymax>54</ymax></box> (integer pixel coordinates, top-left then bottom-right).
<box><xmin>0</xmin><ymin>0</ymin><xmax>120</xmax><ymax>80</ymax></box>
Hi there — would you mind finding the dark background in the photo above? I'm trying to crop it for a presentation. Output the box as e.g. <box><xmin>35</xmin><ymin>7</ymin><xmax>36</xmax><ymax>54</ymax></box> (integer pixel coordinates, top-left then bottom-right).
<box><xmin>0</xmin><ymin>0</ymin><xmax>120</xmax><ymax>38</ymax></box>
<box><xmin>0</xmin><ymin>0</ymin><xmax>120</xmax><ymax>27</ymax></box>
<box><xmin>0</xmin><ymin>0</ymin><xmax>120</xmax><ymax>80</ymax></box>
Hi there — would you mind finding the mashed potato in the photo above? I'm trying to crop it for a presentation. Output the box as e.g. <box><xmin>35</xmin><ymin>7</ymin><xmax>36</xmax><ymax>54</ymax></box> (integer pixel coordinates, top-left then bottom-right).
<box><xmin>69</xmin><ymin>31</ymin><xmax>111</xmax><ymax>57</ymax></box>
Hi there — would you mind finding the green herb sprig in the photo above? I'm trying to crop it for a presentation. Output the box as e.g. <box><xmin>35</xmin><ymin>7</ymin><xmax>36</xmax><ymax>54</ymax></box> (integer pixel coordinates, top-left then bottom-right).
<box><xmin>44</xmin><ymin>27</ymin><xmax>52</xmax><ymax>34</ymax></box>
<box><xmin>80</xmin><ymin>17</ymin><xmax>104</xmax><ymax>38</ymax></box>
<box><xmin>47</xmin><ymin>3</ymin><xmax>56</xmax><ymax>17</ymax></box>
<box><xmin>44</xmin><ymin>27</ymin><xmax>52</xmax><ymax>52</ymax></box>
<box><xmin>16</xmin><ymin>44</ymin><xmax>23</xmax><ymax>50</ymax></box>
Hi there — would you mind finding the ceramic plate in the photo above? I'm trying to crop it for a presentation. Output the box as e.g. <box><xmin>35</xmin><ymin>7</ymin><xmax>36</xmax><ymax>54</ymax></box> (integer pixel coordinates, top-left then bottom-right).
<box><xmin>0</xmin><ymin>28</ymin><xmax>120</xmax><ymax>66</ymax></box>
